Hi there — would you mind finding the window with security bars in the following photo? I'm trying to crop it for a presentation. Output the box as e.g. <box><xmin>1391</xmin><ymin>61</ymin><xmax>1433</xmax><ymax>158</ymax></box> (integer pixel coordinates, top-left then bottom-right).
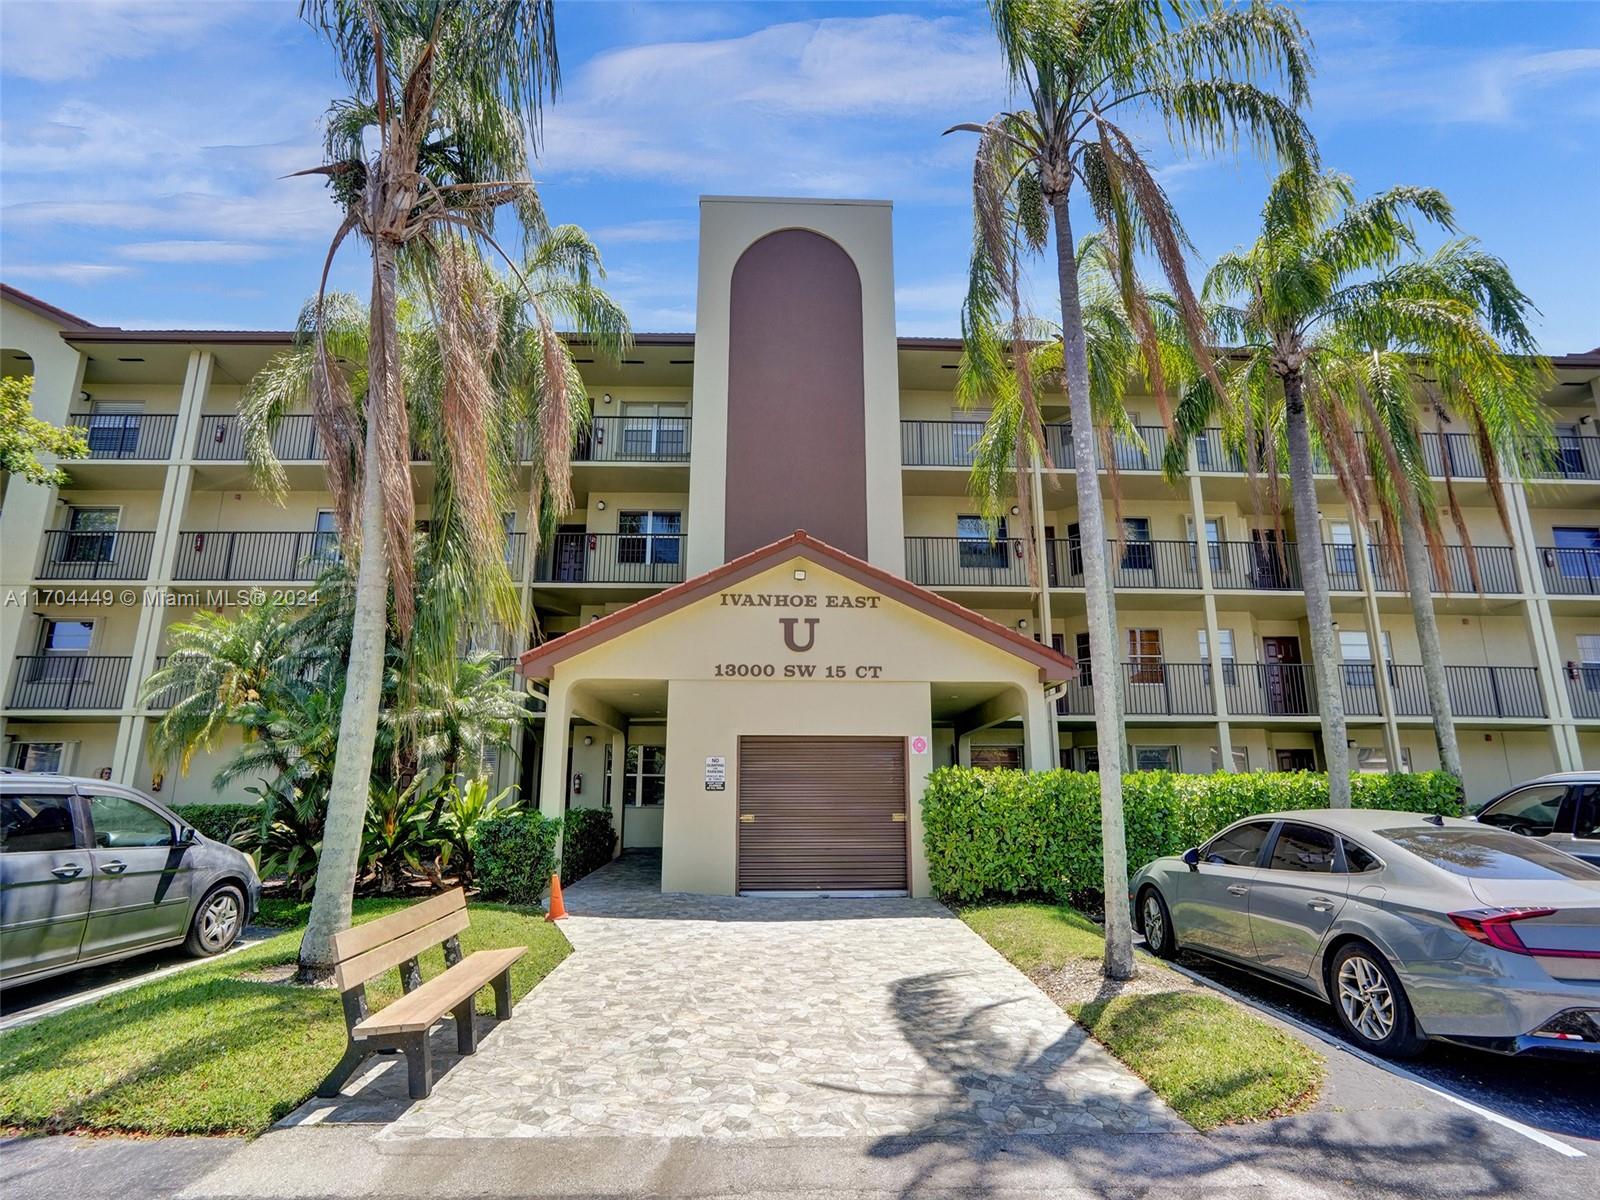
<box><xmin>617</xmin><ymin>511</ymin><xmax>681</xmax><ymax>565</ymax></box>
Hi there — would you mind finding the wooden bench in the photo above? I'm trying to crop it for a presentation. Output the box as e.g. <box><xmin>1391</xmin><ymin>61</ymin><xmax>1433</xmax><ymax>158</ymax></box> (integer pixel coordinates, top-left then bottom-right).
<box><xmin>317</xmin><ymin>889</ymin><xmax>526</xmax><ymax>1100</ymax></box>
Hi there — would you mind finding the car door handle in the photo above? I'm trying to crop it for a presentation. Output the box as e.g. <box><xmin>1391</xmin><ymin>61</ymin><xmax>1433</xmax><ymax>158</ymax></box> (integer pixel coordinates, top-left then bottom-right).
<box><xmin>51</xmin><ymin>863</ymin><xmax>84</xmax><ymax>879</ymax></box>
<box><xmin>1307</xmin><ymin>898</ymin><xmax>1335</xmax><ymax>912</ymax></box>
<box><xmin>1226</xmin><ymin>884</ymin><xmax>1249</xmax><ymax>896</ymax></box>
<box><xmin>100</xmin><ymin>860</ymin><xmax>128</xmax><ymax>875</ymax></box>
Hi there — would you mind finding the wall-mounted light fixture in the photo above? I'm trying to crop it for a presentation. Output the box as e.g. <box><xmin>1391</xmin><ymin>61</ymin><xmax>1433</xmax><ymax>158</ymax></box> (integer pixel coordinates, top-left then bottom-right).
<box><xmin>1010</xmin><ymin>505</ymin><xmax>1021</xmax><ymax>516</ymax></box>
<box><xmin>1017</xmin><ymin>618</ymin><xmax>1029</xmax><ymax>630</ymax></box>
<box><xmin>582</xmin><ymin>735</ymin><xmax>594</xmax><ymax>747</ymax></box>
<box><xmin>595</xmin><ymin>499</ymin><xmax>607</xmax><ymax>511</ymax></box>
<box><xmin>793</xmin><ymin>569</ymin><xmax>807</xmax><ymax>581</ymax></box>
<box><xmin>601</xmin><ymin>393</ymin><xmax>613</xmax><ymax>405</ymax></box>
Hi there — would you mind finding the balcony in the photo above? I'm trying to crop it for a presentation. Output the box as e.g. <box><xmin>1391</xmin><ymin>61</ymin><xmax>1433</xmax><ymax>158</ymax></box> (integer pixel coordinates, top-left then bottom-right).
<box><xmin>1386</xmin><ymin>664</ymin><xmax>1546</xmax><ymax>719</ymax></box>
<box><xmin>904</xmin><ymin>537</ymin><xmax>1032</xmax><ymax>587</ymax></box>
<box><xmin>172</xmin><ymin>530</ymin><xmax>340</xmax><ymax>582</ymax></box>
<box><xmin>533</xmin><ymin>531</ymin><xmax>686</xmax><ymax>585</ymax></box>
<box><xmin>1536</xmin><ymin>546</ymin><xmax>1600</xmax><ymax>595</ymax></box>
<box><xmin>573</xmin><ymin>416</ymin><xmax>690</xmax><ymax>463</ymax></box>
<box><xmin>900</xmin><ymin>421</ymin><xmax>1171</xmax><ymax>471</ymax></box>
<box><xmin>1526</xmin><ymin>434</ymin><xmax>1600</xmax><ymax>481</ymax></box>
<box><xmin>1338</xmin><ymin>543</ymin><xmax>1520</xmax><ymax>595</ymax></box>
<box><xmin>36</xmin><ymin>530</ymin><xmax>156</xmax><ymax>581</ymax></box>
<box><xmin>1054</xmin><ymin>661</ymin><xmax>1313</xmax><ymax>717</ymax></box>
<box><xmin>143</xmin><ymin>656</ymin><xmax>179</xmax><ymax>711</ymax></box>
<box><xmin>196</xmin><ymin>414</ymin><xmax>321</xmax><ymax>460</ymax></box>
<box><xmin>67</xmin><ymin>413</ymin><xmax>177</xmax><ymax>460</ymax></box>
<box><xmin>8</xmin><ymin>656</ymin><xmax>131</xmax><ymax>710</ymax></box>
<box><xmin>1567</xmin><ymin>671</ymin><xmax>1600</xmax><ymax>720</ymax></box>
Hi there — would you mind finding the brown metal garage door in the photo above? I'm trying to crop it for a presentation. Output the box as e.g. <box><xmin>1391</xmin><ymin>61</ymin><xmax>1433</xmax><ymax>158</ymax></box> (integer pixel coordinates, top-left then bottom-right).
<box><xmin>737</xmin><ymin>736</ymin><xmax>908</xmax><ymax>893</ymax></box>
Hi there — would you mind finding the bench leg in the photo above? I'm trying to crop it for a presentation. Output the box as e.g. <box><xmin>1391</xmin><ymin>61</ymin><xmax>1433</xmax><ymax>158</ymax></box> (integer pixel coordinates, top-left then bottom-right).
<box><xmin>317</xmin><ymin>1042</ymin><xmax>372</xmax><ymax>1099</ymax></box>
<box><xmin>402</xmin><ymin>1033</ymin><xmax>434</xmax><ymax>1100</ymax></box>
<box><xmin>491</xmin><ymin>971</ymin><xmax>513</xmax><ymax>1021</ymax></box>
<box><xmin>453</xmin><ymin>999</ymin><xmax>478</xmax><ymax>1055</ymax></box>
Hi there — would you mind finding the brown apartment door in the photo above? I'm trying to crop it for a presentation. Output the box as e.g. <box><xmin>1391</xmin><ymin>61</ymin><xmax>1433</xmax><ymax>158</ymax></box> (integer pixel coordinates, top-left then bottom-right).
<box><xmin>737</xmin><ymin>736</ymin><xmax>908</xmax><ymax>893</ymax></box>
<box><xmin>1263</xmin><ymin>637</ymin><xmax>1304</xmax><ymax>714</ymax></box>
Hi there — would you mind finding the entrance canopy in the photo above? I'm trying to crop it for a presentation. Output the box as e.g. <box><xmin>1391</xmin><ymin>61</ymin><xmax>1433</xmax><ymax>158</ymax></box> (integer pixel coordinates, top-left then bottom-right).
<box><xmin>520</xmin><ymin>531</ymin><xmax>1072</xmax><ymax>897</ymax></box>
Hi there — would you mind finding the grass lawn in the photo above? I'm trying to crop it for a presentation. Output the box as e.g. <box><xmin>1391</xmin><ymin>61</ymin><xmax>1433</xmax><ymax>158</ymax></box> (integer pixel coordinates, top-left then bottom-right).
<box><xmin>0</xmin><ymin>898</ymin><xmax>570</xmax><ymax>1137</ymax></box>
<box><xmin>963</xmin><ymin>902</ymin><xmax>1323</xmax><ymax>1131</ymax></box>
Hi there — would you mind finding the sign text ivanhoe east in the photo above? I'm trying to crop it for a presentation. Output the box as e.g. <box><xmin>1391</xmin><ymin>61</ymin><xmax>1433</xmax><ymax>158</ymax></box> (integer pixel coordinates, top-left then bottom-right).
<box><xmin>713</xmin><ymin>590</ymin><xmax>885</xmax><ymax>679</ymax></box>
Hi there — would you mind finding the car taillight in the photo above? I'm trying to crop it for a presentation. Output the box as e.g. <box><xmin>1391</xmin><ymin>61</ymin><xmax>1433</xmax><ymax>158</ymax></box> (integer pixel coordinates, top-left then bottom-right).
<box><xmin>1448</xmin><ymin>907</ymin><xmax>1600</xmax><ymax>958</ymax></box>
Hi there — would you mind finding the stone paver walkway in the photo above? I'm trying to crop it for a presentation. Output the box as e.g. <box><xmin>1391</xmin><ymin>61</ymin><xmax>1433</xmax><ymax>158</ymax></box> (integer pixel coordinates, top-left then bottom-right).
<box><xmin>372</xmin><ymin>853</ymin><xmax>1181</xmax><ymax>1141</ymax></box>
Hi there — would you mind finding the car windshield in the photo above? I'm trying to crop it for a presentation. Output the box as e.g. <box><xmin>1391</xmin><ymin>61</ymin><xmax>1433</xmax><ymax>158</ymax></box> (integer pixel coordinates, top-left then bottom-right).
<box><xmin>1379</xmin><ymin>827</ymin><xmax>1600</xmax><ymax>881</ymax></box>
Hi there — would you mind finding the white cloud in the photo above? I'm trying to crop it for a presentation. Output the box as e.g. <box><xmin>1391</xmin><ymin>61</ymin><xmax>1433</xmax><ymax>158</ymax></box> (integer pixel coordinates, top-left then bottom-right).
<box><xmin>116</xmin><ymin>240</ymin><xmax>275</xmax><ymax>263</ymax></box>
<box><xmin>537</xmin><ymin>13</ymin><xmax>1001</xmax><ymax>196</ymax></box>
<box><xmin>0</xmin><ymin>1</ymin><xmax>246</xmax><ymax>83</ymax></box>
<box><xmin>3</xmin><ymin>262</ymin><xmax>135</xmax><ymax>284</ymax></box>
<box><xmin>591</xmin><ymin>219</ymin><xmax>697</xmax><ymax>244</ymax></box>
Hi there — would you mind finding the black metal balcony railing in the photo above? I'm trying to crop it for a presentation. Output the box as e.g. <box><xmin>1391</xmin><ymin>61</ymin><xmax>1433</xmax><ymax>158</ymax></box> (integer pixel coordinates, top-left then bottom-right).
<box><xmin>1350</xmin><ymin>544</ymin><xmax>1521</xmax><ymax>595</ymax></box>
<box><xmin>503</xmin><ymin>532</ymin><xmax>527</xmax><ymax>579</ymax></box>
<box><xmin>1567</xmin><ymin>671</ymin><xmax>1600</xmax><ymax>720</ymax></box>
<box><xmin>195</xmin><ymin>414</ymin><xmax>321</xmax><ymax>461</ymax></box>
<box><xmin>171</xmin><ymin>530</ymin><xmax>341</xmax><ymax>582</ymax></box>
<box><xmin>1206</xmin><ymin>540</ymin><xmax>1303</xmax><ymax>591</ymax></box>
<box><xmin>1224</xmin><ymin>662</ymin><xmax>1317</xmax><ymax>716</ymax></box>
<box><xmin>904</xmin><ymin>537</ymin><xmax>1032</xmax><ymax>587</ymax></box>
<box><xmin>36</xmin><ymin>530</ymin><xmax>157</xmax><ymax>581</ymax></box>
<box><xmin>1527</xmin><ymin>434</ymin><xmax>1600</xmax><ymax>481</ymax></box>
<box><xmin>143</xmin><ymin>656</ymin><xmax>179</xmax><ymax>711</ymax></box>
<box><xmin>900</xmin><ymin>421</ymin><xmax>1169</xmax><ymax>471</ymax></box>
<box><xmin>8</xmin><ymin>656</ymin><xmax>131</xmax><ymax>710</ymax></box>
<box><xmin>68</xmin><ymin>413</ymin><xmax>178</xmax><ymax>460</ymax></box>
<box><xmin>533</xmin><ymin>531</ymin><xmax>687</xmax><ymax>585</ymax></box>
<box><xmin>1044</xmin><ymin>538</ymin><xmax>1205</xmax><ymax>590</ymax></box>
<box><xmin>1418</xmin><ymin>432</ymin><xmax>1486</xmax><ymax>479</ymax></box>
<box><xmin>1387</xmin><ymin>664</ymin><xmax>1545</xmax><ymax>720</ymax></box>
<box><xmin>1537</xmin><ymin>546</ymin><xmax>1600</xmax><ymax>595</ymax></box>
<box><xmin>575</xmin><ymin>416</ymin><xmax>691</xmax><ymax>463</ymax></box>
<box><xmin>1120</xmin><ymin>662</ymin><xmax>1215</xmax><ymax>716</ymax></box>
<box><xmin>1339</xmin><ymin>663</ymin><xmax>1385</xmax><ymax>717</ymax></box>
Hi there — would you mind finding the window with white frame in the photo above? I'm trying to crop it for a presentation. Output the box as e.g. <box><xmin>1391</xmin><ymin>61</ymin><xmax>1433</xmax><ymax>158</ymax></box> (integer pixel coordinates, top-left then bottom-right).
<box><xmin>1578</xmin><ymin>635</ymin><xmax>1600</xmax><ymax>692</ymax></box>
<box><xmin>1128</xmin><ymin>628</ymin><xmax>1163</xmax><ymax>684</ymax></box>
<box><xmin>620</xmin><ymin>402</ymin><xmax>688</xmax><ymax>457</ymax></box>
<box><xmin>7</xmin><ymin>742</ymin><xmax>65</xmax><ymax>772</ymax></box>
<box><xmin>40</xmin><ymin>619</ymin><xmax>93</xmax><ymax>655</ymax></box>
<box><xmin>1210</xmin><ymin>745</ymin><xmax>1249</xmax><ymax>773</ymax></box>
<box><xmin>950</xmin><ymin>408</ymin><xmax>989</xmax><ymax>463</ymax></box>
<box><xmin>1198</xmin><ymin>628</ymin><xmax>1237</xmax><ymax>685</ymax></box>
<box><xmin>622</xmin><ymin>744</ymin><xmax>666</xmax><ymax>806</ymax></box>
<box><xmin>617</xmin><ymin>511</ymin><xmax>682</xmax><ymax>564</ymax></box>
<box><xmin>957</xmin><ymin>514</ymin><xmax>1009</xmax><ymax>569</ymax></box>
<box><xmin>64</xmin><ymin>506</ymin><xmax>120</xmax><ymax>564</ymax></box>
<box><xmin>1132</xmin><ymin>744</ymin><xmax>1180</xmax><ymax>772</ymax></box>
<box><xmin>1121</xmin><ymin>517</ymin><xmax>1152</xmax><ymax>571</ymax></box>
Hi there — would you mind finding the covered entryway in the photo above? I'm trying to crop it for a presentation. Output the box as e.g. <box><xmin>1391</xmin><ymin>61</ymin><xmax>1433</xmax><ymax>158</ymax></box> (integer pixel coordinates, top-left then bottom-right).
<box><xmin>737</xmin><ymin>736</ymin><xmax>907</xmax><ymax>894</ymax></box>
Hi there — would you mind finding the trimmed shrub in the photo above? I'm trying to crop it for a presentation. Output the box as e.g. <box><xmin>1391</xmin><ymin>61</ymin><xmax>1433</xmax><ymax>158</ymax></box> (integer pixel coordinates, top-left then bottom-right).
<box><xmin>561</xmin><ymin>807</ymin><xmax>617</xmax><ymax>885</ymax></box>
<box><xmin>922</xmin><ymin>768</ymin><xmax>1462</xmax><ymax>903</ymax></box>
<box><xmin>472</xmin><ymin>811</ymin><xmax>561</xmax><ymax>906</ymax></box>
<box><xmin>172</xmin><ymin>803</ymin><xmax>260</xmax><ymax>844</ymax></box>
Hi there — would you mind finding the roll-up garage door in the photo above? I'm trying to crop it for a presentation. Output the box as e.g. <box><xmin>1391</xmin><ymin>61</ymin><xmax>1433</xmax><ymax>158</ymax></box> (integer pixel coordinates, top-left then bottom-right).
<box><xmin>737</xmin><ymin>736</ymin><xmax>908</xmax><ymax>893</ymax></box>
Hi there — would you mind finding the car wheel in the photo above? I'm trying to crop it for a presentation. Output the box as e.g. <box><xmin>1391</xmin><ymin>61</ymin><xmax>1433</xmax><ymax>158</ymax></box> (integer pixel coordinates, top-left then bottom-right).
<box><xmin>185</xmin><ymin>884</ymin><xmax>245</xmax><ymax>957</ymax></box>
<box><xmin>1329</xmin><ymin>942</ymin><xmax>1425</xmax><ymax>1058</ymax></box>
<box><xmin>1139</xmin><ymin>886</ymin><xmax>1178</xmax><ymax>959</ymax></box>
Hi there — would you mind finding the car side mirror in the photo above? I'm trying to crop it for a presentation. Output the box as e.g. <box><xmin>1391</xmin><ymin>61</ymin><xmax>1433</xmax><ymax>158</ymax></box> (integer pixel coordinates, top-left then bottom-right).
<box><xmin>179</xmin><ymin>826</ymin><xmax>202</xmax><ymax>846</ymax></box>
<box><xmin>1182</xmin><ymin>847</ymin><xmax>1200</xmax><ymax>871</ymax></box>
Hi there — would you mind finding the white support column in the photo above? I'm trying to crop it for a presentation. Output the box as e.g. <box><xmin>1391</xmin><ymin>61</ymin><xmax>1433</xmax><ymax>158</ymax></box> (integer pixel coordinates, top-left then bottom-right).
<box><xmin>1506</xmin><ymin>481</ymin><xmax>1580</xmax><ymax>769</ymax></box>
<box><xmin>538</xmin><ymin>676</ymin><xmax>572</xmax><ymax>824</ymax></box>
<box><xmin>1352</xmin><ymin>522</ymin><xmax>1404</xmax><ymax>770</ymax></box>
<box><xmin>1185</xmin><ymin>454</ymin><xmax>1234</xmax><ymax>770</ymax></box>
<box><xmin>608</xmin><ymin>727</ymin><xmax>627</xmax><ymax>859</ymax></box>
<box><xmin>1023</xmin><ymin>687</ymin><xmax>1056</xmax><ymax>773</ymax></box>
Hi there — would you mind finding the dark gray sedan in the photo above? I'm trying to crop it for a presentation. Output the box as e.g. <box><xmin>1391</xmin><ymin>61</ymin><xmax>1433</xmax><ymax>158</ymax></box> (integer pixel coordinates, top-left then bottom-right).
<box><xmin>0</xmin><ymin>772</ymin><xmax>260</xmax><ymax>988</ymax></box>
<box><xmin>1128</xmin><ymin>810</ymin><xmax>1600</xmax><ymax>1058</ymax></box>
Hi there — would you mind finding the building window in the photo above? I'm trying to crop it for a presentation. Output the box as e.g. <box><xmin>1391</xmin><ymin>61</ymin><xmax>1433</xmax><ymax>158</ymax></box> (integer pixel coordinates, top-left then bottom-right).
<box><xmin>620</xmin><ymin>402</ymin><xmax>688</xmax><ymax>458</ymax></box>
<box><xmin>1127</xmin><ymin>628</ymin><xmax>1163</xmax><ymax>684</ymax></box>
<box><xmin>41</xmin><ymin>619</ymin><xmax>93</xmax><ymax>655</ymax></box>
<box><xmin>1578</xmin><ymin>635</ymin><xmax>1600</xmax><ymax>692</ymax></box>
<box><xmin>64</xmin><ymin>506</ymin><xmax>120</xmax><ymax>563</ymax></box>
<box><xmin>1121</xmin><ymin>517</ymin><xmax>1152</xmax><ymax>571</ymax></box>
<box><xmin>1355</xmin><ymin>746</ymin><xmax>1412</xmax><ymax>773</ymax></box>
<box><xmin>7</xmin><ymin>742</ymin><xmax>65</xmax><ymax>773</ymax></box>
<box><xmin>1209</xmin><ymin>745</ymin><xmax>1249</xmax><ymax>773</ymax></box>
<box><xmin>957</xmin><ymin>515</ymin><xmax>1009</xmax><ymax>569</ymax></box>
<box><xmin>1198</xmin><ymin>628</ymin><xmax>1237</xmax><ymax>685</ymax></box>
<box><xmin>1328</xmin><ymin>520</ymin><xmax>1357</xmax><ymax>575</ymax></box>
<box><xmin>1132</xmin><ymin>744</ymin><xmax>1179</xmax><ymax>772</ymax></box>
<box><xmin>970</xmin><ymin>745</ymin><xmax>1021</xmax><ymax>769</ymax></box>
<box><xmin>85</xmin><ymin>400</ymin><xmax>143</xmax><ymax>456</ymax></box>
<box><xmin>1077</xmin><ymin>746</ymin><xmax>1100</xmax><ymax>772</ymax></box>
<box><xmin>312</xmin><ymin>510</ymin><xmax>341</xmax><ymax>571</ymax></box>
<box><xmin>617</xmin><ymin>511</ymin><xmax>682</xmax><ymax>565</ymax></box>
<box><xmin>950</xmin><ymin>409</ymin><xmax>989</xmax><ymax>464</ymax></box>
<box><xmin>1074</xmin><ymin>632</ymin><xmax>1092</xmax><ymax>687</ymax></box>
<box><xmin>1553</xmin><ymin>527</ymin><xmax>1600</xmax><ymax>579</ymax></box>
<box><xmin>622</xmin><ymin>745</ymin><xmax>666</xmax><ymax>806</ymax></box>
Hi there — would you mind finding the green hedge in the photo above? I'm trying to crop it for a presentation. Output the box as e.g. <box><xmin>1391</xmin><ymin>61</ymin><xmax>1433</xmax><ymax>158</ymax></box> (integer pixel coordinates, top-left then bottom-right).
<box><xmin>472</xmin><ymin>812</ymin><xmax>561</xmax><ymax>906</ymax></box>
<box><xmin>172</xmin><ymin>803</ymin><xmax>260</xmax><ymax>844</ymax></box>
<box><xmin>922</xmin><ymin>769</ymin><xmax>1462</xmax><ymax>903</ymax></box>
<box><xmin>561</xmin><ymin>807</ymin><xmax>616</xmax><ymax>885</ymax></box>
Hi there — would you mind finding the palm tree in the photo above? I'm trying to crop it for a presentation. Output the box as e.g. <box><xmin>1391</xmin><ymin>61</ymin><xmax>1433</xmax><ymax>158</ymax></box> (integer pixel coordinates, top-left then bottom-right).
<box><xmin>282</xmin><ymin>0</ymin><xmax>561</xmax><ymax>976</ymax></box>
<box><xmin>1319</xmin><ymin>242</ymin><xmax>1550</xmax><ymax>779</ymax></box>
<box><xmin>387</xmin><ymin>651</ymin><xmax>527</xmax><ymax>780</ymax></box>
<box><xmin>1176</xmin><ymin>168</ymin><xmax>1511</xmax><ymax>802</ymax></box>
<box><xmin>951</xmin><ymin>0</ymin><xmax>1316</xmax><ymax>978</ymax></box>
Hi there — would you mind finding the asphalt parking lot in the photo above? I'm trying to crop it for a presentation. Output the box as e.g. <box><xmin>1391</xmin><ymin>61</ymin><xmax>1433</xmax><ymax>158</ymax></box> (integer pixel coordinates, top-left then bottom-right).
<box><xmin>1171</xmin><ymin>948</ymin><xmax>1600</xmax><ymax>1146</ymax></box>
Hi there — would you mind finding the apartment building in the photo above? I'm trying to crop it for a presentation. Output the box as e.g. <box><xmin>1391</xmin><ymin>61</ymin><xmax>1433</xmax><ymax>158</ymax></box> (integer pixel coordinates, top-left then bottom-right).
<box><xmin>2</xmin><ymin>196</ymin><xmax>1598</xmax><ymax>897</ymax></box>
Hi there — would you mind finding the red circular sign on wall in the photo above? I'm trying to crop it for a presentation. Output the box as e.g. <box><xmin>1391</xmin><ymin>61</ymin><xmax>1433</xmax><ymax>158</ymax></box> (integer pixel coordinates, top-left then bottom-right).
<box><xmin>910</xmin><ymin>735</ymin><xmax>930</xmax><ymax>755</ymax></box>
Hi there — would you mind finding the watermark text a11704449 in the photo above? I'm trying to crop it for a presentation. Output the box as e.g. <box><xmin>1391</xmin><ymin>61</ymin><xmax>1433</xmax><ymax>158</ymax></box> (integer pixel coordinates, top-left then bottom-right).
<box><xmin>2</xmin><ymin>586</ymin><xmax>321</xmax><ymax>609</ymax></box>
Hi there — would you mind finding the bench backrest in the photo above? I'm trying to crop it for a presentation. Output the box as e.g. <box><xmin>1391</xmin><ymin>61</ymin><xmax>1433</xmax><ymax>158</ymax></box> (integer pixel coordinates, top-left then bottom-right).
<box><xmin>331</xmin><ymin>889</ymin><xmax>469</xmax><ymax>992</ymax></box>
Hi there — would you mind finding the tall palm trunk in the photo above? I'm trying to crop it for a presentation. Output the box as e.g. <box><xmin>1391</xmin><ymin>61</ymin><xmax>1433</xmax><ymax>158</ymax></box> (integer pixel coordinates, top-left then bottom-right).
<box><xmin>297</xmin><ymin>241</ymin><xmax>400</xmax><ymax>976</ymax></box>
<box><xmin>1053</xmin><ymin>196</ymin><xmax>1133</xmax><ymax>979</ymax></box>
<box><xmin>1282</xmin><ymin>370</ymin><xmax>1351</xmax><ymax>806</ymax></box>
<box><xmin>1397</xmin><ymin>496</ymin><xmax>1462</xmax><ymax>778</ymax></box>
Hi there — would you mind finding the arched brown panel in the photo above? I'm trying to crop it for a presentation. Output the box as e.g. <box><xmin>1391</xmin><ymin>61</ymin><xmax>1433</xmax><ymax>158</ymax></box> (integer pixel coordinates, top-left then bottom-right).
<box><xmin>725</xmin><ymin>229</ymin><xmax>867</xmax><ymax>559</ymax></box>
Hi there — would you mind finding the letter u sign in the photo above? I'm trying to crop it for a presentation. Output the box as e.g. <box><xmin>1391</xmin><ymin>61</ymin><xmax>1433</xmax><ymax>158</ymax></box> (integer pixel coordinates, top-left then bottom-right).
<box><xmin>780</xmin><ymin>617</ymin><xmax>819</xmax><ymax>652</ymax></box>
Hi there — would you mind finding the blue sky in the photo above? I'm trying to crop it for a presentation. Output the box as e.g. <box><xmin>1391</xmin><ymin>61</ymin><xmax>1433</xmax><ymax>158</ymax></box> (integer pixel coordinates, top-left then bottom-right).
<box><xmin>1</xmin><ymin>1</ymin><xmax>1596</xmax><ymax>349</ymax></box>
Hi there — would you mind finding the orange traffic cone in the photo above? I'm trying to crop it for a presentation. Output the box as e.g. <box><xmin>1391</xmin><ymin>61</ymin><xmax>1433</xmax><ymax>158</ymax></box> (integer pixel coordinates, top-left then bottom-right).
<box><xmin>545</xmin><ymin>872</ymin><xmax>568</xmax><ymax>922</ymax></box>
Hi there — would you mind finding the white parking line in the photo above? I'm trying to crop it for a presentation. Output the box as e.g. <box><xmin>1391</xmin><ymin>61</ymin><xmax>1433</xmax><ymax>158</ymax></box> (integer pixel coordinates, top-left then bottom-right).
<box><xmin>1158</xmin><ymin>954</ymin><xmax>1589</xmax><ymax>1160</ymax></box>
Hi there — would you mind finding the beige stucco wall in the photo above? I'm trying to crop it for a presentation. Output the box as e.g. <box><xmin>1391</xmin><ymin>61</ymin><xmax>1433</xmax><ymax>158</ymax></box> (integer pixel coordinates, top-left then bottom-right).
<box><xmin>687</xmin><ymin>197</ymin><xmax>905</xmax><ymax>575</ymax></box>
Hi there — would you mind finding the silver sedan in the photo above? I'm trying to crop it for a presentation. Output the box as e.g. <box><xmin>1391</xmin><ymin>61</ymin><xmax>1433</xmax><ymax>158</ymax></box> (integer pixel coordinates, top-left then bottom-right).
<box><xmin>1128</xmin><ymin>809</ymin><xmax>1600</xmax><ymax>1058</ymax></box>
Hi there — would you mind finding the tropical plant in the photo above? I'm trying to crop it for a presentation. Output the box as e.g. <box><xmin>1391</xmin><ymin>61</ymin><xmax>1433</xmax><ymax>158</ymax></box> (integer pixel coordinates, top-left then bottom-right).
<box><xmin>0</xmin><ymin>374</ymin><xmax>87</xmax><ymax>500</ymax></box>
<box><xmin>235</xmin><ymin>776</ymin><xmax>329</xmax><ymax>899</ymax></box>
<box><xmin>1168</xmin><ymin>168</ymin><xmax>1541</xmax><ymax>796</ymax></box>
<box><xmin>363</xmin><ymin>775</ymin><xmax>437</xmax><ymax>893</ymax></box>
<box><xmin>279</xmin><ymin>0</ymin><xmax>564</xmax><ymax>978</ymax></box>
<box><xmin>386</xmin><ymin>651</ymin><xmax>527</xmax><ymax>780</ymax></box>
<box><xmin>949</xmin><ymin>0</ymin><xmax>1316</xmax><ymax>978</ymax></box>
<box><xmin>1317</xmin><ymin>244</ymin><xmax>1550</xmax><ymax>779</ymax></box>
<box><xmin>472</xmin><ymin>810</ymin><xmax>561</xmax><ymax>905</ymax></box>
<box><xmin>433</xmin><ymin>775</ymin><xmax>523</xmax><ymax>885</ymax></box>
